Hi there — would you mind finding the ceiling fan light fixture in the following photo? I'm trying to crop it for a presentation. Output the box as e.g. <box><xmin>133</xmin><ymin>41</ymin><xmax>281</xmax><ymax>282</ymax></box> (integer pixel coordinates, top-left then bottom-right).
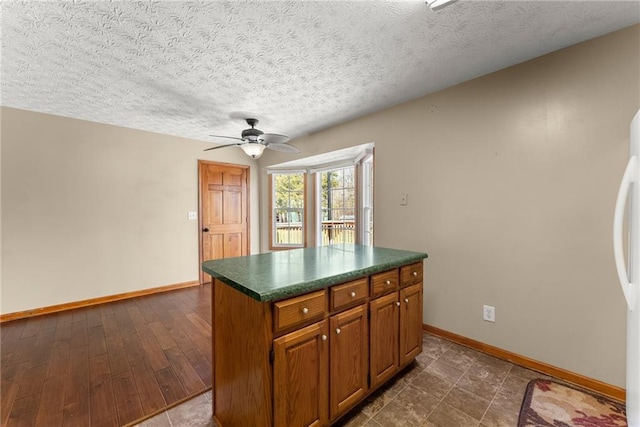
<box><xmin>426</xmin><ymin>0</ymin><xmax>457</xmax><ymax>11</ymax></box>
<box><xmin>241</xmin><ymin>143</ymin><xmax>266</xmax><ymax>159</ymax></box>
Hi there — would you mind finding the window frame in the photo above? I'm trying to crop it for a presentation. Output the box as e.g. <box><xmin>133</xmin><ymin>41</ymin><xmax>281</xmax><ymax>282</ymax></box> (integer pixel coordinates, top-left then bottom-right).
<box><xmin>267</xmin><ymin>143</ymin><xmax>374</xmax><ymax>249</ymax></box>
<box><xmin>358</xmin><ymin>153</ymin><xmax>374</xmax><ymax>246</ymax></box>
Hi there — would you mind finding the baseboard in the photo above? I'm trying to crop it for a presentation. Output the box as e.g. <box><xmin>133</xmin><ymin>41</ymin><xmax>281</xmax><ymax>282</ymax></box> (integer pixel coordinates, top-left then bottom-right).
<box><xmin>0</xmin><ymin>280</ymin><xmax>202</xmax><ymax>323</ymax></box>
<box><xmin>423</xmin><ymin>324</ymin><xmax>626</xmax><ymax>403</ymax></box>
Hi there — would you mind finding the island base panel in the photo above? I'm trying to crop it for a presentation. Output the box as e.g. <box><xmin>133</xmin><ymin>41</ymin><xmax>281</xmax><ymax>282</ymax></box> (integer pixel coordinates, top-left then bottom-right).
<box><xmin>213</xmin><ymin>279</ymin><xmax>273</xmax><ymax>427</ymax></box>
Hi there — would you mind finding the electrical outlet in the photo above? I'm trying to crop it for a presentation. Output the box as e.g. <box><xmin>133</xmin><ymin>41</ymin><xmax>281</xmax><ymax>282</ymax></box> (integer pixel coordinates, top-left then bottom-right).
<box><xmin>483</xmin><ymin>305</ymin><xmax>496</xmax><ymax>322</ymax></box>
<box><xmin>400</xmin><ymin>193</ymin><xmax>408</xmax><ymax>206</ymax></box>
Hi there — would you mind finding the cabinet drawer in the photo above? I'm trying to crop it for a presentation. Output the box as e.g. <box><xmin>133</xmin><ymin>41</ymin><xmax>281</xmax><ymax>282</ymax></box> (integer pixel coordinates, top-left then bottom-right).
<box><xmin>370</xmin><ymin>270</ymin><xmax>399</xmax><ymax>297</ymax></box>
<box><xmin>330</xmin><ymin>278</ymin><xmax>368</xmax><ymax>311</ymax></box>
<box><xmin>400</xmin><ymin>262</ymin><xmax>423</xmax><ymax>287</ymax></box>
<box><xmin>274</xmin><ymin>290</ymin><xmax>326</xmax><ymax>332</ymax></box>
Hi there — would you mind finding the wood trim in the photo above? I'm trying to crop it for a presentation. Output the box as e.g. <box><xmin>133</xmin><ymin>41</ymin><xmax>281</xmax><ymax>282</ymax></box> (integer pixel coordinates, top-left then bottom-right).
<box><xmin>0</xmin><ymin>280</ymin><xmax>201</xmax><ymax>323</ymax></box>
<box><xmin>423</xmin><ymin>324</ymin><xmax>626</xmax><ymax>402</ymax></box>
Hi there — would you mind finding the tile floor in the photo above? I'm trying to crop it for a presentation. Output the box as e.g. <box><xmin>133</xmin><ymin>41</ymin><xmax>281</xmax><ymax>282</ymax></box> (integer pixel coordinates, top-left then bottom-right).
<box><xmin>135</xmin><ymin>333</ymin><xmax>550</xmax><ymax>427</ymax></box>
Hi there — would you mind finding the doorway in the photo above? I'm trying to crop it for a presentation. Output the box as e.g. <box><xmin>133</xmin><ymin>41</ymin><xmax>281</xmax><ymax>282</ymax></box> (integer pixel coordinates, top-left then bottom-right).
<box><xmin>198</xmin><ymin>161</ymin><xmax>250</xmax><ymax>284</ymax></box>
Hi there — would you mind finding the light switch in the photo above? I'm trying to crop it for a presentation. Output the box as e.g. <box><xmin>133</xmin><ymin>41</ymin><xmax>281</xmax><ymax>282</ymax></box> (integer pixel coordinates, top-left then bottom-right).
<box><xmin>400</xmin><ymin>193</ymin><xmax>408</xmax><ymax>206</ymax></box>
<box><xmin>188</xmin><ymin>211</ymin><xmax>197</xmax><ymax>220</ymax></box>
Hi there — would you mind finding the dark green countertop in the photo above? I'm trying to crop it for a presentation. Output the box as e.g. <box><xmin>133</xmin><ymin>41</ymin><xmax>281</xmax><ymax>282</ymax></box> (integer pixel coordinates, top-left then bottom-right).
<box><xmin>201</xmin><ymin>244</ymin><xmax>428</xmax><ymax>302</ymax></box>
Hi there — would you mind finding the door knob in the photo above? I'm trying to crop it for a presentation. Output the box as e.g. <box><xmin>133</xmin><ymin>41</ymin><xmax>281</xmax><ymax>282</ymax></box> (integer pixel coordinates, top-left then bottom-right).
<box><xmin>202</xmin><ymin>228</ymin><xmax>209</xmax><ymax>232</ymax></box>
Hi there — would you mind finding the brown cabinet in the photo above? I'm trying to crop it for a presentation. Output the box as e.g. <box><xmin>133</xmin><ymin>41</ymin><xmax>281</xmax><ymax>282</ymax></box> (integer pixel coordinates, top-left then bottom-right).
<box><xmin>274</xmin><ymin>320</ymin><xmax>329</xmax><ymax>427</ymax></box>
<box><xmin>369</xmin><ymin>292</ymin><xmax>400</xmax><ymax>388</ymax></box>
<box><xmin>275</xmin><ymin>304</ymin><xmax>369</xmax><ymax>426</ymax></box>
<box><xmin>274</xmin><ymin>289</ymin><xmax>326</xmax><ymax>333</ymax></box>
<box><xmin>401</xmin><ymin>262</ymin><xmax>423</xmax><ymax>287</ymax></box>
<box><xmin>370</xmin><ymin>269</ymin><xmax>400</xmax><ymax>297</ymax></box>
<box><xmin>329</xmin><ymin>304</ymin><xmax>368</xmax><ymax>419</ymax></box>
<box><xmin>212</xmin><ymin>259</ymin><xmax>424</xmax><ymax>427</ymax></box>
<box><xmin>400</xmin><ymin>283</ymin><xmax>423</xmax><ymax>366</ymax></box>
<box><xmin>330</xmin><ymin>278</ymin><xmax>368</xmax><ymax>311</ymax></box>
<box><xmin>370</xmin><ymin>267</ymin><xmax>424</xmax><ymax>388</ymax></box>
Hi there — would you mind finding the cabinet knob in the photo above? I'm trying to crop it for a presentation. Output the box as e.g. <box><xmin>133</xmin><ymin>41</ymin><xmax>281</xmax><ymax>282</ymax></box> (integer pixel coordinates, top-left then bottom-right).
<box><xmin>302</xmin><ymin>307</ymin><xmax>309</xmax><ymax>314</ymax></box>
<box><xmin>350</xmin><ymin>291</ymin><xmax>356</xmax><ymax>298</ymax></box>
<box><xmin>404</xmin><ymin>298</ymin><xmax>409</xmax><ymax>304</ymax></box>
<box><xmin>336</xmin><ymin>328</ymin><xmax>341</xmax><ymax>335</ymax></box>
<box><xmin>385</xmin><ymin>280</ymin><xmax>391</xmax><ymax>285</ymax></box>
<box><xmin>396</xmin><ymin>301</ymin><xmax>401</xmax><ymax>306</ymax></box>
<box><xmin>321</xmin><ymin>334</ymin><xmax>327</xmax><ymax>341</ymax></box>
<box><xmin>412</xmin><ymin>271</ymin><xmax>418</xmax><ymax>276</ymax></box>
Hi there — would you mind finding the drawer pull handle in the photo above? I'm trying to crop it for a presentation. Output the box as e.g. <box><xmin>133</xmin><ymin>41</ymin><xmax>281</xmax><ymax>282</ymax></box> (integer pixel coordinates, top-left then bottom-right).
<box><xmin>350</xmin><ymin>291</ymin><xmax>356</xmax><ymax>298</ymax></box>
<box><xmin>336</xmin><ymin>328</ymin><xmax>341</xmax><ymax>335</ymax></box>
<box><xmin>404</xmin><ymin>298</ymin><xmax>409</xmax><ymax>304</ymax></box>
<box><xmin>321</xmin><ymin>334</ymin><xmax>327</xmax><ymax>341</ymax></box>
<box><xmin>302</xmin><ymin>307</ymin><xmax>309</xmax><ymax>314</ymax></box>
<box><xmin>385</xmin><ymin>280</ymin><xmax>391</xmax><ymax>285</ymax></box>
<box><xmin>396</xmin><ymin>301</ymin><xmax>401</xmax><ymax>307</ymax></box>
<box><xmin>412</xmin><ymin>271</ymin><xmax>418</xmax><ymax>276</ymax></box>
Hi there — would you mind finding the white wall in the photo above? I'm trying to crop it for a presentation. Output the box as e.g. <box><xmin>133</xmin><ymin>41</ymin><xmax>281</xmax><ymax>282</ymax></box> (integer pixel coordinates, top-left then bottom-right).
<box><xmin>1</xmin><ymin>108</ymin><xmax>260</xmax><ymax>314</ymax></box>
<box><xmin>259</xmin><ymin>25</ymin><xmax>640</xmax><ymax>387</ymax></box>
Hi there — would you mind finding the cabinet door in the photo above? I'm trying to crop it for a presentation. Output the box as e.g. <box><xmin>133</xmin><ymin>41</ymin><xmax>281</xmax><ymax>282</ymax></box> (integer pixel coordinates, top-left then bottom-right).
<box><xmin>274</xmin><ymin>320</ymin><xmax>329</xmax><ymax>427</ymax></box>
<box><xmin>329</xmin><ymin>304</ymin><xmax>368</xmax><ymax>420</ymax></box>
<box><xmin>400</xmin><ymin>283</ymin><xmax>423</xmax><ymax>366</ymax></box>
<box><xmin>369</xmin><ymin>292</ymin><xmax>399</xmax><ymax>389</ymax></box>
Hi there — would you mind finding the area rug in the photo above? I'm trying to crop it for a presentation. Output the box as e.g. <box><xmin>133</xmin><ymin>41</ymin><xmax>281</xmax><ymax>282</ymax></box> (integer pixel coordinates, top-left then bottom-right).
<box><xmin>518</xmin><ymin>379</ymin><xmax>627</xmax><ymax>427</ymax></box>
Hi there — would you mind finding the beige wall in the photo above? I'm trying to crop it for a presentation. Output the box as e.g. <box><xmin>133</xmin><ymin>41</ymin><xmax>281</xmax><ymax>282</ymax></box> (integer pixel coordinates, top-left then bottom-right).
<box><xmin>259</xmin><ymin>25</ymin><xmax>640</xmax><ymax>387</ymax></box>
<box><xmin>1</xmin><ymin>108</ymin><xmax>260</xmax><ymax>314</ymax></box>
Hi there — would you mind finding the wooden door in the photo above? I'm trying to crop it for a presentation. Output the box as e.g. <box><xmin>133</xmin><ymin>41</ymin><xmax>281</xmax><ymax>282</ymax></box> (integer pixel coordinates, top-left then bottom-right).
<box><xmin>369</xmin><ymin>292</ymin><xmax>399</xmax><ymax>389</ymax></box>
<box><xmin>274</xmin><ymin>320</ymin><xmax>329</xmax><ymax>427</ymax></box>
<box><xmin>329</xmin><ymin>304</ymin><xmax>368</xmax><ymax>420</ymax></box>
<box><xmin>199</xmin><ymin>161</ymin><xmax>249</xmax><ymax>283</ymax></box>
<box><xmin>399</xmin><ymin>283</ymin><xmax>423</xmax><ymax>366</ymax></box>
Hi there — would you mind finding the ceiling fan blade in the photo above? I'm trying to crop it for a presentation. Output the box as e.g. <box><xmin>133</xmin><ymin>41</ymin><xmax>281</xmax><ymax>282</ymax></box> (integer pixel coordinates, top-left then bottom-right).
<box><xmin>266</xmin><ymin>143</ymin><xmax>300</xmax><ymax>153</ymax></box>
<box><xmin>204</xmin><ymin>143</ymin><xmax>243</xmax><ymax>152</ymax></box>
<box><xmin>209</xmin><ymin>135</ymin><xmax>245</xmax><ymax>143</ymax></box>
<box><xmin>260</xmin><ymin>133</ymin><xmax>290</xmax><ymax>145</ymax></box>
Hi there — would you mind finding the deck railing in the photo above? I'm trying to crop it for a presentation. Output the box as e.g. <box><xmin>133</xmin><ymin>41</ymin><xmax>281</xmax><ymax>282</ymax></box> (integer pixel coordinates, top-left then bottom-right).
<box><xmin>319</xmin><ymin>220</ymin><xmax>355</xmax><ymax>245</ymax></box>
<box><xmin>275</xmin><ymin>220</ymin><xmax>355</xmax><ymax>245</ymax></box>
<box><xmin>274</xmin><ymin>224</ymin><xmax>303</xmax><ymax>245</ymax></box>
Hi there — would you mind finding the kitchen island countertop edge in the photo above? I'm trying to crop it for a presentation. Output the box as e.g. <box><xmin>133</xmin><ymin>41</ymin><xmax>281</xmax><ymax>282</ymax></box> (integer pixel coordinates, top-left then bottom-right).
<box><xmin>202</xmin><ymin>244</ymin><xmax>428</xmax><ymax>302</ymax></box>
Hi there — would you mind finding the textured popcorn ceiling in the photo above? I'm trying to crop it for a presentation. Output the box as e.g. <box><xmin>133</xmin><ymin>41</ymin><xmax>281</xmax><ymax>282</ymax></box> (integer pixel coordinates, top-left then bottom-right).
<box><xmin>2</xmin><ymin>1</ymin><xmax>639</xmax><ymax>145</ymax></box>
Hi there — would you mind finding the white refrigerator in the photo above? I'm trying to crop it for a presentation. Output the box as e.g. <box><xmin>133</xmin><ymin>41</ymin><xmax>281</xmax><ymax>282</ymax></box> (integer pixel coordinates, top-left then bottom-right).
<box><xmin>614</xmin><ymin>109</ymin><xmax>640</xmax><ymax>427</ymax></box>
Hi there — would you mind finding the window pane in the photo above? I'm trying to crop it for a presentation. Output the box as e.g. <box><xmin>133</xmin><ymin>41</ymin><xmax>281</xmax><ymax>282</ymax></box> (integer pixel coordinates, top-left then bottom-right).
<box><xmin>272</xmin><ymin>173</ymin><xmax>304</xmax><ymax>247</ymax></box>
<box><xmin>318</xmin><ymin>166</ymin><xmax>356</xmax><ymax>246</ymax></box>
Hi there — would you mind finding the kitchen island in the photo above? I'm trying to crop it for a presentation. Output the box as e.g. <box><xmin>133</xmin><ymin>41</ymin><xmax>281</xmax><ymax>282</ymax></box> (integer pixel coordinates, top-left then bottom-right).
<box><xmin>202</xmin><ymin>244</ymin><xmax>428</xmax><ymax>427</ymax></box>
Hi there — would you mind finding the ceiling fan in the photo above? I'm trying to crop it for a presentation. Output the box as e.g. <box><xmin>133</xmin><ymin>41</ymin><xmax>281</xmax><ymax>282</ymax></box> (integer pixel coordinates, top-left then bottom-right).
<box><xmin>205</xmin><ymin>118</ymin><xmax>299</xmax><ymax>159</ymax></box>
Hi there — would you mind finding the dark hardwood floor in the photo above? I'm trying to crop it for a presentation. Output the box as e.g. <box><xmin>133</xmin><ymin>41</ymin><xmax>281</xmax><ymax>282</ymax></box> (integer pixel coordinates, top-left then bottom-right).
<box><xmin>0</xmin><ymin>284</ymin><xmax>212</xmax><ymax>427</ymax></box>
